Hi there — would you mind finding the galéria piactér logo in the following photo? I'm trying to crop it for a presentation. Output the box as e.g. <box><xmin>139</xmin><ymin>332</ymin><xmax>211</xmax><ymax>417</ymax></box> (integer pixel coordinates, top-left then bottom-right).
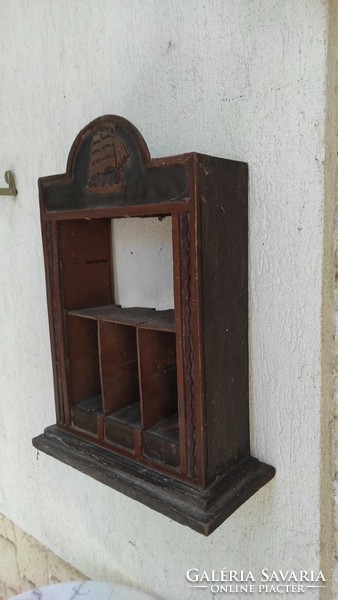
<box><xmin>186</xmin><ymin>568</ymin><xmax>326</xmax><ymax>594</ymax></box>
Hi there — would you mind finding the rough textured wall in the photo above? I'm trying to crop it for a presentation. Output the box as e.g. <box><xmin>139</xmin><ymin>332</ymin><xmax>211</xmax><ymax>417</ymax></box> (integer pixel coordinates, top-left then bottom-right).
<box><xmin>334</xmin><ymin>217</ymin><xmax>338</xmax><ymax>593</ymax></box>
<box><xmin>0</xmin><ymin>1</ymin><xmax>333</xmax><ymax>600</ymax></box>
<box><xmin>325</xmin><ymin>3</ymin><xmax>338</xmax><ymax>597</ymax></box>
<box><xmin>0</xmin><ymin>514</ymin><xmax>86</xmax><ymax>599</ymax></box>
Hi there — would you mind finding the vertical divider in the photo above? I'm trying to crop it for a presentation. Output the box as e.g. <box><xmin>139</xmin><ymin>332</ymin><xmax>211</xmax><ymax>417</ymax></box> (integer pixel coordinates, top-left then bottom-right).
<box><xmin>97</xmin><ymin>318</ymin><xmax>105</xmax><ymax>443</ymax></box>
<box><xmin>97</xmin><ymin>414</ymin><xmax>105</xmax><ymax>442</ymax></box>
<box><xmin>136</xmin><ymin>323</ymin><xmax>145</xmax><ymax>434</ymax></box>
<box><xmin>130</xmin><ymin>321</ymin><xmax>143</xmax><ymax>459</ymax></box>
<box><xmin>108</xmin><ymin>218</ymin><xmax>116</xmax><ymax>304</ymax></box>
<box><xmin>134</xmin><ymin>425</ymin><xmax>142</xmax><ymax>460</ymax></box>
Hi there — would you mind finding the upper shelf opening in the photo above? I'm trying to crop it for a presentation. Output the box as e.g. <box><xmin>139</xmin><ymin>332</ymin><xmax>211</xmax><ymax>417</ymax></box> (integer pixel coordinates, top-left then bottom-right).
<box><xmin>111</xmin><ymin>216</ymin><xmax>174</xmax><ymax>310</ymax></box>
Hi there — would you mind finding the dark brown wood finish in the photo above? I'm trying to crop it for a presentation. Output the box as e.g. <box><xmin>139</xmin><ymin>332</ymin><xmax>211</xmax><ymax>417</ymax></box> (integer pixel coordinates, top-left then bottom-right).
<box><xmin>138</xmin><ymin>327</ymin><xmax>177</xmax><ymax>429</ymax></box>
<box><xmin>34</xmin><ymin>114</ymin><xmax>275</xmax><ymax>535</ymax></box>
<box><xmin>195</xmin><ymin>153</ymin><xmax>251</xmax><ymax>484</ymax></box>
<box><xmin>99</xmin><ymin>321</ymin><xmax>140</xmax><ymax>416</ymax></box>
<box><xmin>66</xmin><ymin>315</ymin><xmax>101</xmax><ymax>405</ymax></box>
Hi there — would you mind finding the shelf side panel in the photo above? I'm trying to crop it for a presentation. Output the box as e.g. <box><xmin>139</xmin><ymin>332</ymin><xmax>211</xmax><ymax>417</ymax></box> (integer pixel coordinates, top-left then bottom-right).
<box><xmin>196</xmin><ymin>154</ymin><xmax>250</xmax><ymax>484</ymax></box>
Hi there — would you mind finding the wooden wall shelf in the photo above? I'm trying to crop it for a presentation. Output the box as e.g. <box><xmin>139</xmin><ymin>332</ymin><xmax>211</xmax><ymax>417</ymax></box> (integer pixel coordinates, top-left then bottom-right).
<box><xmin>33</xmin><ymin>115</ymin><xmax>275</xmax><ymax>535</ymax></box>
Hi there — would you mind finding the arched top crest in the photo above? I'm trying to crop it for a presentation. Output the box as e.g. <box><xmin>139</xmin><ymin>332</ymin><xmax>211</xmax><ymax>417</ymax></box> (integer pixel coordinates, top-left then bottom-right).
<box><xmin>40</xmin><ymin>115</ymin><xmax>190</xmax><ymax>213</ymax></box>
<box><xmin>67</xmin><ymin>115</ymin><xmax>151</xmax><ymax>189</ymax></box>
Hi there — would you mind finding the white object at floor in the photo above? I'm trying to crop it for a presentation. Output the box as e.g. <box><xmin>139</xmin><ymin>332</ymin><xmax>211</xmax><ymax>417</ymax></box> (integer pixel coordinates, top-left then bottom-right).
<box><xmin>8</xmin><ymin>581</ymin><xmax>156</xmax><ymax>600</ymax></box>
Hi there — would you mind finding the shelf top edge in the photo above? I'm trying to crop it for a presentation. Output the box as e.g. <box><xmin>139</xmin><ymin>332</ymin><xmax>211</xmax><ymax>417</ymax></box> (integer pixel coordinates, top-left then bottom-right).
<box><xmin>67</xmin><ymin>305</ymin><xmax>175</xmax><ymax>330</ymax></box>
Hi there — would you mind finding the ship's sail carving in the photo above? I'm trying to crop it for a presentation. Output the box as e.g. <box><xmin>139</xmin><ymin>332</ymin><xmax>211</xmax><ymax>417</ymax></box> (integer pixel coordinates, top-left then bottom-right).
<box><xmin>87</xmin><ymin>127</ymin><xmax>130</xmax><ymax>195</ymax></box>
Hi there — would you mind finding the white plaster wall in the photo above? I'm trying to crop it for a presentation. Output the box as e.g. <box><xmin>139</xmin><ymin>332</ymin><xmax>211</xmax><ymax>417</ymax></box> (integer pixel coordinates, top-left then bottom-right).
<box><xmin>0</xmin><ymin>1</ymin><xmax>333</xmax><ymax>599</ymax></box>
<box><xmin>112</xmin><ymin>217</ymin><xmax>174</xmax><ymax>310</ymax></box>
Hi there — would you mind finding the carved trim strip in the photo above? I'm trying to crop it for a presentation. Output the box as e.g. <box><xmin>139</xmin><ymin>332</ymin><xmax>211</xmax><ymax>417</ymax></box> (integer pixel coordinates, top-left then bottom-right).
<box><xmin>179</xmin><ymin>213</ymin><xmax>196</xmax><ymax>477</ymax></box>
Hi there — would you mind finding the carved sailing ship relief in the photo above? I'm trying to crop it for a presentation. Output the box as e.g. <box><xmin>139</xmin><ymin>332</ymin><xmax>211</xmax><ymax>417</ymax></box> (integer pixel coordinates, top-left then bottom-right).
<box><xmin>87</xmin><ymin>127</ymin><xmax>130</xmax><ymax>195</ymax></box>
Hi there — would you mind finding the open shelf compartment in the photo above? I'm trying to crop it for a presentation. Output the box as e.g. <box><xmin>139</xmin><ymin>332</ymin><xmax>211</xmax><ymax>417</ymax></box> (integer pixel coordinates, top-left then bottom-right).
<box><xmin>66</xmin><ymin>305</ymin><xmax>179</xmax><ymax>464</ymax></box>
<box><xmin>66</xmin><ymin>313</ymin><xmax>103</xmax><ymax>436</ymax></box>
<box><xmin>137</xmin><ymin>313</ymin><xmax>179</xmax><ymax>468</ymax></box>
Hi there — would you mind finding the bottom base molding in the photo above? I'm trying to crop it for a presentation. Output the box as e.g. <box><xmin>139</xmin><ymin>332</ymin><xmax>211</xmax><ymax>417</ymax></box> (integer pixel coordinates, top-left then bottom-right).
<box><xmin>33</xmin><ymin>425</ymin><xmax>275</xmax><ymax>535</ymax></box>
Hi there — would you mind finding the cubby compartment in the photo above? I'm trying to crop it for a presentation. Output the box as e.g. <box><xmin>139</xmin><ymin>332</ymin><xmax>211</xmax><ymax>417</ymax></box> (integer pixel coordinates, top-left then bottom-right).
<box><xmin>71</xmin><ymin>396</ymin><xmax>103</xmax><ymax>436</ymax></box>
<box><xmin>142</xmin><ymin>414</ymin><xmax>179</xmax><ymax>468</ymax></box>
<box><xmin>100</xmin><ymin>318</ymin><xmax>142</xmax><ymax>452</ymax></box>
<box><xmin>137</xmin><ymin>311</ymin><xmax>179</xmax><ymax>467</ymax></box>
<box><xmin>66</xmin><ymin>314</ymin><xmax>103</xmax><ymax>435</ymax></box>
<box><xmin>138</xmin><ymin>312</ymin><xmax>177</xmax><ymax>429</ymax></box>
<box><xmin>97</xmin><ymin>307</ymin><xmax>155</xmax><ymax>453</ymax></box>
<box><xmin>104</xmin><ymin>403</ymin><xmax>141</xmax><ymax>452</ymax></box>
<box><xmin>99</xmin><ymin>320</ymin><xmax>140</xmax><ymax>415</ymax></box>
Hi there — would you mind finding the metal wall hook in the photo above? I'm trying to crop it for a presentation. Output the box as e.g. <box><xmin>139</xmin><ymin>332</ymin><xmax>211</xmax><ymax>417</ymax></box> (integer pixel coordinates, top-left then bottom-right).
<box><xmin>0</xmin><ymin>170</ymin><xmax>17</xmax><ymax>196</ymax></box>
